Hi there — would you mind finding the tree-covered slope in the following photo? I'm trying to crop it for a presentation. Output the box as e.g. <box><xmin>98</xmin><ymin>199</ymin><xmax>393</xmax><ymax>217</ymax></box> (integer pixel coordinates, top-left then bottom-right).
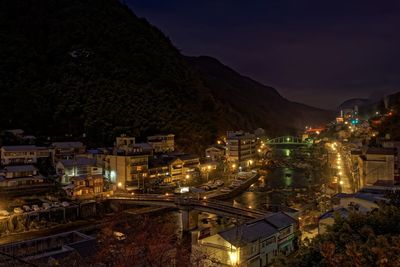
<box><xmin>0</xmin><ymin>0</ymin><xmax>217</xmax><ymax>150</ymax></box>
<box><xmin>0</xmin><ymin>0</ymin><xmax>332</xmax><ymax>151</ymax></box>
<box><xmin>187</xmin><ymin>56</ymin><xmax>334</xmax><ymax>135</ymax></box>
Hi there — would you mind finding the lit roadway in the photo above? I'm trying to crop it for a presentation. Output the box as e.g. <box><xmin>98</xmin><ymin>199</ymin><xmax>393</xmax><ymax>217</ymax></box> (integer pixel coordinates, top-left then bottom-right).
<box><xmin>329</xmin><ymin>142</ymin><xmax>354</xmax><ymax>194</ymax></box>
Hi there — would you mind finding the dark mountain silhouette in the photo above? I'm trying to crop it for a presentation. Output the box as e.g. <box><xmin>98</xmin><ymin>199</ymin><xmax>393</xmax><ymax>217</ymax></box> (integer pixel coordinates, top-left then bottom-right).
<box><xmin>187</xmin><ymin>56</ymin><xmax>334</xmax><ymax>135</ymax></box>
<box><xmin>0</xmin><ymin>0</ymin><xmax>333</xmax><ymax>152</ymax></box>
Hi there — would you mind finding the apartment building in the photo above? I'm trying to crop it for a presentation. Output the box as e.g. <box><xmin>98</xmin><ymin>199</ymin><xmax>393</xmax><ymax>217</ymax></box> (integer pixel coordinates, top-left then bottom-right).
<box><xmin>226</xmin><ymin>131</ymin><xmax>257</xmax><ymax>168</ymax></box>
<box><xmin>357</xmin><ymin>147</ymin><xmax>397</xmax><ymax>186</ymax></box>
<box><xmin>56</xmin><ymin>157</ymin><xmax>102</xmax><ymax>184</ymax></box>
<box><xmin>104</xmin><ymin>152</ymin><xmax>149</xmax><ymax>190</ymax></box>
<box><xmin>0</xmin><ymin>165</ymin><xmax>45</xmax><ymax>188</ymax></box>
<box><xmin>147</xmin><ymin>134</ymin><xmax>175</xmax><ymax>153</ymax></box>
<box><xmin>51</xmin><ymin>142</ymin><xmax>86</xmax><ymax>162</ymax></box>
<box><xmin>205</xmin><ymin>145</ymin><xmax>226</xmax><ymax>161</ymax></box>
<box><xmin>69</xmin><ymin>174</ymin><xmax>104</xmax><ymax>198</ymax></box>
<box><xmin>1</xmin><ymin>145</ymin><xmax>51</xmax><ymax>165</ymax></box>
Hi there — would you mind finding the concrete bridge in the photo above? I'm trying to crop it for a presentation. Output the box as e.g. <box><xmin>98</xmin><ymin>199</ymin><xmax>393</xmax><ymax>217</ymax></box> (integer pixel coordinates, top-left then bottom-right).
<box><xmin>107</xmin><ymin>194</ymin><xmax>268</xmax><ymax>231</ymax></box>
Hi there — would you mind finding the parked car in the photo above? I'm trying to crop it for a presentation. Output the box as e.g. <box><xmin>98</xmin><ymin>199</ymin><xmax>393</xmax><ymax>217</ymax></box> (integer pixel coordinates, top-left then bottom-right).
<box><xmin>52</xmin><ymin>202</ymin><xmax>60</xmax><ymax>208</ymax></box>
<box><xmin>32</xmin><ymin>205</ymin><xmax>40</xmax><ymax>212</ymax></box>
<box><xmin>215</xmin><ymin>180</ymin><xmax>224</xmax><ymax>186</ymax></box>
<box><xmin>61</xmin><ymin>201</ymin><xmax>70</xmax><ymax>207</ymax></box>
<box><xmin>22</xmin><ymin>205</ymin><xmax>31</xmax><ymax>212</ymax></box>
<box><xmin>220</xmin><ymin>187</ymin><xmax>231</xmax><ymax>193</ymax></box>
<box><xmin>13</xmin><ymin>207</ymin><xmax>24</xmax><ymax>214</ymax></box>
<box><xmin>42</xmin><ymin>203</ymin><xmax>51</xmax><ymax>210</ymax></box>
<box><xmin>209</xmin><ymin>184</ymin><xmax>218</xmax><ymax>190</ymax></box>
<box><xmin>113</xmin><ymin>231</ymin><xmax>126</xmax><ymax>241</ymax></box>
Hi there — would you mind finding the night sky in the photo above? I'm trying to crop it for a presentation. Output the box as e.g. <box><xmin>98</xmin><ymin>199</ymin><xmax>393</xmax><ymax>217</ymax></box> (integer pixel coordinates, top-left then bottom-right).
<box><xmin>127</xmin><ymin>0</ymin><xmax>400</xmax><ymax>109</ymax></box>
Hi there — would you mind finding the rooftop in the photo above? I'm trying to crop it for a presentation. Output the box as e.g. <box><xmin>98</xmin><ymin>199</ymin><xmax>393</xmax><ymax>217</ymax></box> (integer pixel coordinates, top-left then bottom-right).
<box><xmin>1</xmin><ymin>145</ymin><xmax>45</xmax><ymax>152</ymax></box>
<box><xmin>319</xmin><ymin>207</ymin><xmax>349</xmax><ymax>220</ymax></box>
<box><xmin>333</xmin><ymin>192</ymin><xmax>388</xmax><ymax>203</ymax></box>
<box><xmin>59</xmin><ymin>158</ymin><xmax>96</xmax><ymax>167</ymax></box>
<box><xmin>366</xmin><ymin>147</ymin><xmax>396</xmax><ymax>155</ymax></box>
<box><xmin>264</xmin><ymin>212</ymin><xmax>298</xmax><ymax>229</ymax></box>
<box><xmin>220</xmin><ymin>220</ymin><xmax>278</xmax><ymax>247</ymax></box>
<box><xmin>3</xmin><ymin>165</ymin><xmax>38</xmax><ymax>172</ymax></box>
<box><xmin>52</xmin><ymin>142</ymin><xmax>84</xmax><ymax>148</ymax></box>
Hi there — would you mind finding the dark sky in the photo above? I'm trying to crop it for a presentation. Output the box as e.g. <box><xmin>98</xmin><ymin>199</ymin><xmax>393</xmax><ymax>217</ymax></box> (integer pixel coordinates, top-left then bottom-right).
<box><xmin>127</xmin><ymin>0</ymin><xmax>400</xmax><ymax>109</ymax></box>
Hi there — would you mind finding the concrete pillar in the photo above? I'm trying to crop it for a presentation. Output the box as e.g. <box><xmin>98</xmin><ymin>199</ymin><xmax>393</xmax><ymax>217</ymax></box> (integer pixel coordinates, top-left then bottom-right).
<box><xmin>181</xmin><ymin>209</ymin><xmax>199</xmax><ymax>232</ymax></box>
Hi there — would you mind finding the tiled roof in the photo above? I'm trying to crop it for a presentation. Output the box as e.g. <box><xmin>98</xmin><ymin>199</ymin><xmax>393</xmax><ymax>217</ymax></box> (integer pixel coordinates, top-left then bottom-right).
<box><xmin>4</xmin><ymin>165</ymin><xmax>37</xmax><ymax>172</ymax></box>
<box><xmin>1</xmin><ymin>145</ymin><xmax>38</xmax><ymax>151</ymax></box>
<box><xmin>319</xmin><ymin>207</ymin><xmax>349</xmax><ymax>220</ymax></box>
<box><xmin>59</xmin><ymin>158</ymin><xmax>96</xmax><ymax>167</ymax></box>
<box><xmin>220</xmin><ymin>220</ymin><xmax>278</xmax><ymax>247</ymax></box>
<box><xmin>264</xmin><ymin>212</ymin><xmax>297</xmax><ymax>229</ymax></box>
<box><xmin>366</xmin><ymin>147</ymin><xmax>396</xmax><ymax>155</ymax></box>
<box><xmin>52</xmin><ymin>142</ymin><xmax>84</xmax><ymax>148</ymax></box>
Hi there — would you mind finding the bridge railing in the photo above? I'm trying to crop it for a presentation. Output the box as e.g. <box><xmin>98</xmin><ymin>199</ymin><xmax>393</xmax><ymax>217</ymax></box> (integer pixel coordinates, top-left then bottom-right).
<box><xmin>108</xmin><ymin>194</ymin><xmax>266</xmax><ymax>217</ymax></box>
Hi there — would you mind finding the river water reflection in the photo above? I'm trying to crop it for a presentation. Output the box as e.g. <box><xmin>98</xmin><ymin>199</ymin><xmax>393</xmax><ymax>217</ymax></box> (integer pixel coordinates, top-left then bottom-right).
<box><xmin>233</xmin><ymin>148</ymin><xmax>310</xmax><ymax>211</ymax></box>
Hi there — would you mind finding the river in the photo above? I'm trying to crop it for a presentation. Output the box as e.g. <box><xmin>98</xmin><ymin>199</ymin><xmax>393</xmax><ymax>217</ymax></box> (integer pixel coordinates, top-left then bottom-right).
<box><xmin>233</xmin><ymin>147</ymin><xmax>312</xmax><ymax>211</ymax></box>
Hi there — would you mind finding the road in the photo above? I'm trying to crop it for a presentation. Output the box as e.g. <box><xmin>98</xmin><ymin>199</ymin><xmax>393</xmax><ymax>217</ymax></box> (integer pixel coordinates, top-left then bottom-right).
<box><xmin>328</xmin><ymin>142</ymin><xmax>354</xmax><ymax>194</ymax></box>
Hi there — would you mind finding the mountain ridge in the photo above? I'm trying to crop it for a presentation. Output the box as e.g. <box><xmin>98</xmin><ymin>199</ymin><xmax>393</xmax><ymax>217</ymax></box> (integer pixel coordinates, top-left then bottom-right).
<box><xmin>0</xmin><ymin>0</ymin><xmax>333</xmax><ymax>152</ymax></box>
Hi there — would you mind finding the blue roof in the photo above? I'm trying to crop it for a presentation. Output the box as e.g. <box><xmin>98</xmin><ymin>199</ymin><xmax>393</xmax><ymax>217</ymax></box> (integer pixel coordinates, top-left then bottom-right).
<box><xmin>319</xmin><ymin>207</ymin><xmax>349</xmax><ymax>220</ymax></box>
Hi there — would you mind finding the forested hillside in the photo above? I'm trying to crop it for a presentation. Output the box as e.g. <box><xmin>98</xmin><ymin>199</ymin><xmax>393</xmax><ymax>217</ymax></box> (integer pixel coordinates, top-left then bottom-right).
<box><xmin>0</xmin><ymin>0</ymin><xmax>333</xmax><ymax>152</ymax></box>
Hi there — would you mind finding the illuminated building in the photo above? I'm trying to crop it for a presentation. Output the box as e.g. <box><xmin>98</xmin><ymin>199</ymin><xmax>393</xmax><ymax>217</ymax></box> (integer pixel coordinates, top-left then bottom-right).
<box><xmin>1</xmin><ymin>145</ymin><xmax>51</xmax><ymax>165</ymax></box>
<box><xmin>147</xmin><ymin>134</ymin><xmax>175</xmax><ymax>153</ymax></box>
<box><xmin>226</xmin><ymin>131</ymin><xmax>257</xmax><ymax>168</ymax></box>
<box><xmin>196</xmin><ymin>212</ymin><xmax>298</xmax><ymax>266</ymax></box>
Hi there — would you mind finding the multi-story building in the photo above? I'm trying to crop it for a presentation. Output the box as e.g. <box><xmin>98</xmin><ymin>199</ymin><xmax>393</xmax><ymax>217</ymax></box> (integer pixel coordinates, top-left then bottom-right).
<box><xmin>226</xmin><ymin>131</ymin><xmax>257</xmax><ymax>168</ymax></box>
<box><xmin>147</xmin><ymin>134</ymin><xmax>175</xmax><ymax>153</ymax></box>
<box><xmin>56</xmin><ymin>157</ymin><xmax>102</xmax><ymax>184</ymax></box>
<box><xmin>162</xmin><ymin>153</ymin><xmax>200</xmax><ymax>183</ymax></box>
<box><xmin>356</xmin><ymin>147</ymin><xmax>397</xmax><ymax>186</ymax></box>
<box><xmin>148</xmin><ymin>158</ymin><xmax>170</xmax><ymax>182</ymax></box>
<box><xmin>104</xmin><ymin>151</ymin><xmax>149</xmax><ymax>190</ymax></box>
<box><xmin>0</xmin><ymin>145</ymin><xmax>51</xmax><ymax>165</ymax></box>
<box><xmin>197</xmin><ymin>212</ymin><xmax>298</xmax><ymax>266</ymax></box>
<box><xmin>69</xmin><ymin>174</ymin><xmax>104</xmax><ymax>198</ymax></box>
<box><xmin>0</xmin><ymin>165</ymin><xmax>45</xmax><ymax>188</ymax></box>
<box><xmin>115</xmin><ymin>135</ymin><xmax>135</xmax><ymax>151</ymax></box>
<box><xmin>51</xmin><ymin>142</ymin><xmax>86</xmax><ymax>162</ymax></box>
<box><xmin>205</xmin><ymin>145</ymin><xmax>226</xmax><ymax>161</ymax></box>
